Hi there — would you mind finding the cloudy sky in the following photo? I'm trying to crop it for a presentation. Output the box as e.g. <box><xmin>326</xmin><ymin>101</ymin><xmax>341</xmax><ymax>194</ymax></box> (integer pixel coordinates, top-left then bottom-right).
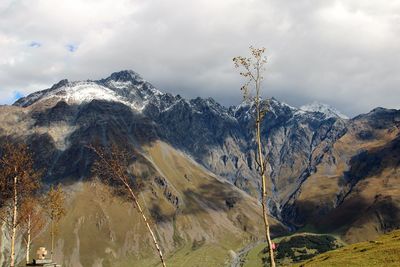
<box><xmin>1</xmin><ymin>0</ymin><xmax>399</xmax><ymax>116</ymax></box>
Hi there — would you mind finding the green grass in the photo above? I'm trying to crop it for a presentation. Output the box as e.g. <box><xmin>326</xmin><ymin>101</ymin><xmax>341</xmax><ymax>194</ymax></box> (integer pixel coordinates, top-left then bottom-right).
<box><xmin>241</xmin><ymin>233</ymin><xmax>344</xmax><ymax>267</ymax></box>
<box><xmin>242</xmin><ymin>242</ymin><xmax>267</xmax><ymax>267</ymax></box>
<box><xmin>292</xmin><ymin>230</ymin><xmax>400</xmax><ymax>267</ymax></box>
<box><xmin>241</xmin><ymin>230</ymin><xmax>400</xmax><ymax>266</ymax></box>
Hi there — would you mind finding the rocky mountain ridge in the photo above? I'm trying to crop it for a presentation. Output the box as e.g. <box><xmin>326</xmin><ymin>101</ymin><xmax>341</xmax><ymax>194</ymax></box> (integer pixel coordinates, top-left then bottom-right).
<box><xmin>5</xmin><ymin>70</ymin><xmax>400</xmax><ymax>242</ymax></box>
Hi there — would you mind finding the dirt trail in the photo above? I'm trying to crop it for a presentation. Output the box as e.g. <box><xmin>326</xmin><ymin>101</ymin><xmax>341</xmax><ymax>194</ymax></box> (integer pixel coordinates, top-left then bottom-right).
<box><xmin>230</xmin><ymin>240</ymin><xmax>263</xmax><ymax>267</ymax></box>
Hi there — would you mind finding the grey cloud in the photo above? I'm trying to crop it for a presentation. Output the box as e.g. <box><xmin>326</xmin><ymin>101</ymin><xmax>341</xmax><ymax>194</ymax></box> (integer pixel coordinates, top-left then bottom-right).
<box><xmin>0</xmin><ymin>0</ymin><xmax>399</xmax><ymax>116</ymax></box>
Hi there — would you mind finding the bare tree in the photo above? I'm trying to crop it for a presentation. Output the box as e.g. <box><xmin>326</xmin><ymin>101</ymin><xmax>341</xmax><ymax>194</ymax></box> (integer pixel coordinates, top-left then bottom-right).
<box><xmin>19</xmin><ymin>197</ymin><xmax>45</xmax><ymax>264</ymax></box>
<box><xmin>89</xmin><ymin>144</ymin><xmax>167</xmax><ymax>267</ymax></box>
<box><xmin>43</xmin><ymin>184</ymin><xmax>66</xmax><ymax>261</ymax></box>
<box><xmin>233</xmin><ymin>46</ymin><xmax>276</xmax><ymax>267</ymax></box>
<box><xmin>0</xmin><ymin>142</ymin><xmax>42</xmax><ymax>267</ymax></box>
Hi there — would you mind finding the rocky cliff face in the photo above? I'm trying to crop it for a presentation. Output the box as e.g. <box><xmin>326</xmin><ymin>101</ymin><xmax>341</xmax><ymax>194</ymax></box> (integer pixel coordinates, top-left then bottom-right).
<box><xmin>4</xmin><ymin>70</ymin><xmax>400</xmax><ymax>241</ymax></box>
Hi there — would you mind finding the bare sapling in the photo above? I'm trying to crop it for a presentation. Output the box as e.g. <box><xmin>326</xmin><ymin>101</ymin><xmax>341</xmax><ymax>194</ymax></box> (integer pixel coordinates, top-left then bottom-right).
<box><xmin>233</xmin><ymin>46</ymin><xmax>276</xmax><ymax>267</ymax></box>
<box><xmin>89</xmin><ymin>144</ymin><xmax>167</xmax><ymax>267</ymax></box>
<box><xmin>20</xmin><ymin>197</ymin><xmax>45</xmax><ymax>264</ymax></box>
<box><xmin>43</xmin><ymin>184</ymin><xmax>66</xmax><ymax>261</ymax></box>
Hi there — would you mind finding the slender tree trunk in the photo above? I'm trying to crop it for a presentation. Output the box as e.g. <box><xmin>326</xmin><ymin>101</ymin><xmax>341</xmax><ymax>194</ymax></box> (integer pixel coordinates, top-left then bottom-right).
<box><xmin>51</xmin><ymin>220</ymin><xmax>54</xmax><ymax>260</ymax></box>
<box><xmin>125</xmin><ymin>184</ymin><xmax>166</xmax><ymax>267</ymax></box>
<box><xmin>26</xmin><ymin>214</ymin><xmax>31</xmax><ymax>264</ymax></box>
<box><xmin>90</xmin><ymin>146</ymin><xmax>167</xmax><ymax>266</ymax></box>
<box><xmin>256</xmin><ymin>119</ymin><xmax>276</xmax><ymax>267</ymax></box>
<box><xmin>10</xmin><ymin>175</ymin><xmax>18</xmax><ymax>267</ymax></box>
<box><xmin>255</xmin><ymin>77</ymin><xmax>276</xmax><ymax>267</ymax></box>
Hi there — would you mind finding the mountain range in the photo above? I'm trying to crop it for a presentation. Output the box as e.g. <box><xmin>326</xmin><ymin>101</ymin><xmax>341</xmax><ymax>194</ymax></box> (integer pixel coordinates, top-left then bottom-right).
<box><xmin>0</xmin><ymin>70</ymin><xmax>399</xmax><ymax>266</ymax></box>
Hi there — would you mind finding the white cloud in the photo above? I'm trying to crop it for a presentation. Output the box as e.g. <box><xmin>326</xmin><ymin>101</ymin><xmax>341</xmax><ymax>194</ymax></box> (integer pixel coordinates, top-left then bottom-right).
<box><xmin>0</xmin><ymin>0</ymin><xmax>399</xmax><ymax>116</ymax></box>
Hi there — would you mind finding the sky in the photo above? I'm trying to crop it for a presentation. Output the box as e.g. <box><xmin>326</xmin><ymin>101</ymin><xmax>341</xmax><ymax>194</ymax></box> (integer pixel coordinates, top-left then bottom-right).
<box><xmin>1</xmin><ymin>0</ymin><xmax>400</xmax><ymax>116</ymax></box>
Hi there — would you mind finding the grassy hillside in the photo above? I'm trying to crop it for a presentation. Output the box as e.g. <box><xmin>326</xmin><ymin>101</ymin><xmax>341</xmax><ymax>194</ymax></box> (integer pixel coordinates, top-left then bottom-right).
<box><xmin>292</xmin><ymin>229</ymin><xmax>400</xmax><ymax>267</ymax></box>
<box><xmin>240</xmin><ymin>230</ymin><xmax>400</xmax><ymax>267</ymax></box>
<box><xmin>240</xmin><ymin>233</ymin><xmax>344</xmax><ymax>267</ymax></box>
<box><xmin>18</xmin><ymin>141</ymin><xmax>285</xmax><ymax>267</ymax></box>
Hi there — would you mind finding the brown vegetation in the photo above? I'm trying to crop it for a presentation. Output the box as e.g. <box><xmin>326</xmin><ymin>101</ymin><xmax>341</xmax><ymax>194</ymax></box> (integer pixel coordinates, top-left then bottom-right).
<box><xmin>0</xmin><ymin>142</ymin><xmax>42</xmax><ymax>267</ymax></box>
<box><xmin>19</xmin><ymin>197</ymin><xmax>46</xmax><ymax>264</ymax></box>
<box><xmin>43</xmin><ymin>184</ymin><xmax>66</xmax><ymax>260</ymax></box>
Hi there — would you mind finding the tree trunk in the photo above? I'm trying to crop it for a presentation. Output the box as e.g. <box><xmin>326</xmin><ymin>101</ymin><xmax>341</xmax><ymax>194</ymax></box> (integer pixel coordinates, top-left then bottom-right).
<box><xmin>255</xmin><ymin>92</ymin><xmax>276</xmax><ymax>267</ymax></box>
<box><xmin>51</xmin><ymin>220</ymin><xmax>54</xmax><ymax>260</ymax></box>
<box><xmin>126</xmin><ymin>185</ymin><xmax>167</xmax><ymax>267</ymax></box>
<box><xmin>10</xmin><ymin>175</ymin><xmax>18</xmax><ymax>267</ymax></box>
<box><xmin>261</xmin><ymin>177</ymin><xmax>275</xmax><ymax>267</ymax></box>
<box><xmin>26</xmin><ymin>214</ymin><xmax>31</xmax><ymax>264</ymax></box>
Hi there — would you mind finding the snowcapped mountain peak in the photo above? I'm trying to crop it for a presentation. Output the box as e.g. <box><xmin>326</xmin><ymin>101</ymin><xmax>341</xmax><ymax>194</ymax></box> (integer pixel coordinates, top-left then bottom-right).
<box><xmin>13</xmin><ymin>70</ymin><xmax>350</xmax><ymax>124</ymax></box>
<box><xmin>101</xmin><ymin>70</ymin><xmax>163</xmax><ymax>96</ymax></box>
<box><xmin>16</xmin><ymin>80</ymin><xmax>146</xmax><ymax>110</ymax></box>
<box><xmin>299</xmin><ymin>101</ymin><xmax>349</xmax><ymax>119</ymax></box>
<box><xmin>13</xmin><ymin>70</ymin><xmax>164</xmax><ymax>111</ymax></box>
<box><xmin>268</xmin><ymin>97</ymin><xmax>297</xmax><ymax>111</ymax></box>
<box><xmin>233</xmin><ymin>97</ymin><xmax>296</xmax><ymax>115</ymax></box>
<box><xmin>106</xmin><ymin>70</ymin><xmax>144</xmax><ymax>83</ymax></box>
<box><xmin>50</xmin><ymin>79</ymin><xmax>69</xmax><ymax>90</ymax></box>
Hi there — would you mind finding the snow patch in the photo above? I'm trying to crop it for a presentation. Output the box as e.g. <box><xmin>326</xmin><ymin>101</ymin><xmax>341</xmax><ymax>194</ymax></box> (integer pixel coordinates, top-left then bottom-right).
<box><xmin>107</xmin><ymin>80</ymin><xmax>133</xmax><ymax>89</ymax></box>
<box><xmin>38</xmin><ymin>81</ymin><xmax>147</xmax><ymax>112</ymax></box>
<box><xmin>299</xmin><ymin>101</ymin><xmax>349</xmax><ymax>119</ymax></box>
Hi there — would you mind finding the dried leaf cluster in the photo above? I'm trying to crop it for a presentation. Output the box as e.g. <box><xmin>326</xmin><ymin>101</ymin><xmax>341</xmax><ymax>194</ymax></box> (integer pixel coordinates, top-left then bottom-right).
<box><xmin>0</xmin><ymin>142</ymin><xmax>41</xmax><ymax>208</ymax></box>
<box><xmin>233</xmin><ymin>46</ymin><xmax>267</xmax><ymax>102</ymax></box>
<box><xmin>43</xmin><ymin>184</ymin><xmax>66</xmax><ymax>229</ymax></box>
<box><xmin>90</xmin><ymin>144</ymin><xmax>144</xmax><ymax>204</ymax></box>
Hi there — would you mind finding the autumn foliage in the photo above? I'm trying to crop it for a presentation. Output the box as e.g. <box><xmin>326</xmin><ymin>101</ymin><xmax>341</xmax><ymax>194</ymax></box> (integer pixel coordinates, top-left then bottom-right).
<box><xmin>0</xmin><ymin>142</ymin><xmax>42</xmax><ymax>266</ymax></box>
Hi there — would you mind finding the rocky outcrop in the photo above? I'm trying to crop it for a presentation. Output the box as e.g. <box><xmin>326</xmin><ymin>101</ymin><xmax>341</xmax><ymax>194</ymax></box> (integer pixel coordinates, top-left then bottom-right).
<box><xmin>153</xmin><ymin>176</ymin><xmax>180</xmax><ymax>208</ymax></box>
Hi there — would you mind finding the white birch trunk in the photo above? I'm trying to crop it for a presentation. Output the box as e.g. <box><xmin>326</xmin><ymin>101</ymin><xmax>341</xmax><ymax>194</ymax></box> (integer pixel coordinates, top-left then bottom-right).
<box><xmin>10</xmin><ymin>175</ymin><xmax>18</xmax><ymax>267</ymax></box>
<box><xmin>26</xmin><ymin>214</ymin><xmax>31</xmax><ymax>264</ymax></box>
<box><xmin>127</xmin><ymin>185</ymin><xmax>167</xmax><ymax>267</ymax></box>
<box><xmin>51</xmin><ymin>220</ymin><xmax>54</xmax><ymax>261</ymax></box>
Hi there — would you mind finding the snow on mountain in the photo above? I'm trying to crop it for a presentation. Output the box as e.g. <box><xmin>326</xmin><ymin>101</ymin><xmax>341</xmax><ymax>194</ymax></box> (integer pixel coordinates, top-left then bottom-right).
<box><xmin>13</xmin><ymin>70</ymin><xmax>163</xmax><ymax>112</ymax></box>
<box><xmin>56</xmin><ymin>81</ymin><xmax>149</xmax><ymax>110</ymax></box>
<box><xmin>299</xmin><ymin>101</ymin><xmax>349</xmax><ymax>119</ymax></box>
<box><xmin>13</xmin><ymin>70</ymin><xmax>349</xmax><ymax>122</ymax></box>
<box><xmin>231</xmin><ymin>97</ymin><xmax>298</xmax><ymax>122</ymax></box>
<box><xmin>270</xmin><ymin>97</ymin><xmax>297</xmax><ymax>111</ymax></box>
<box><xmin>15</xmin><ymin>80</ymin><xmax>148</xmax><ymax>111</ymax></box>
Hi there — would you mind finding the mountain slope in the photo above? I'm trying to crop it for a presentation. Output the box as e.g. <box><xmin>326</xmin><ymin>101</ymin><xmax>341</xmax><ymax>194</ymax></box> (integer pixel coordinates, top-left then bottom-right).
<box><xmin>11</xmin><ymin>70</ymin><xmax>351</xmax><ymax>214</ymax></box>
<box><xmin>281</xmin><ymin>108</ymin><xmax>400</xmax><ymax>242</ymax></box>
<box><xmin>1</xmin><ymin>139</ymin><xmax>285</xmax><ymax>266</ymax></box>
<box><xmin>1</xmin><ymin>70</ymin><xmax>399</xmax><ymax>266</ymax></box>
